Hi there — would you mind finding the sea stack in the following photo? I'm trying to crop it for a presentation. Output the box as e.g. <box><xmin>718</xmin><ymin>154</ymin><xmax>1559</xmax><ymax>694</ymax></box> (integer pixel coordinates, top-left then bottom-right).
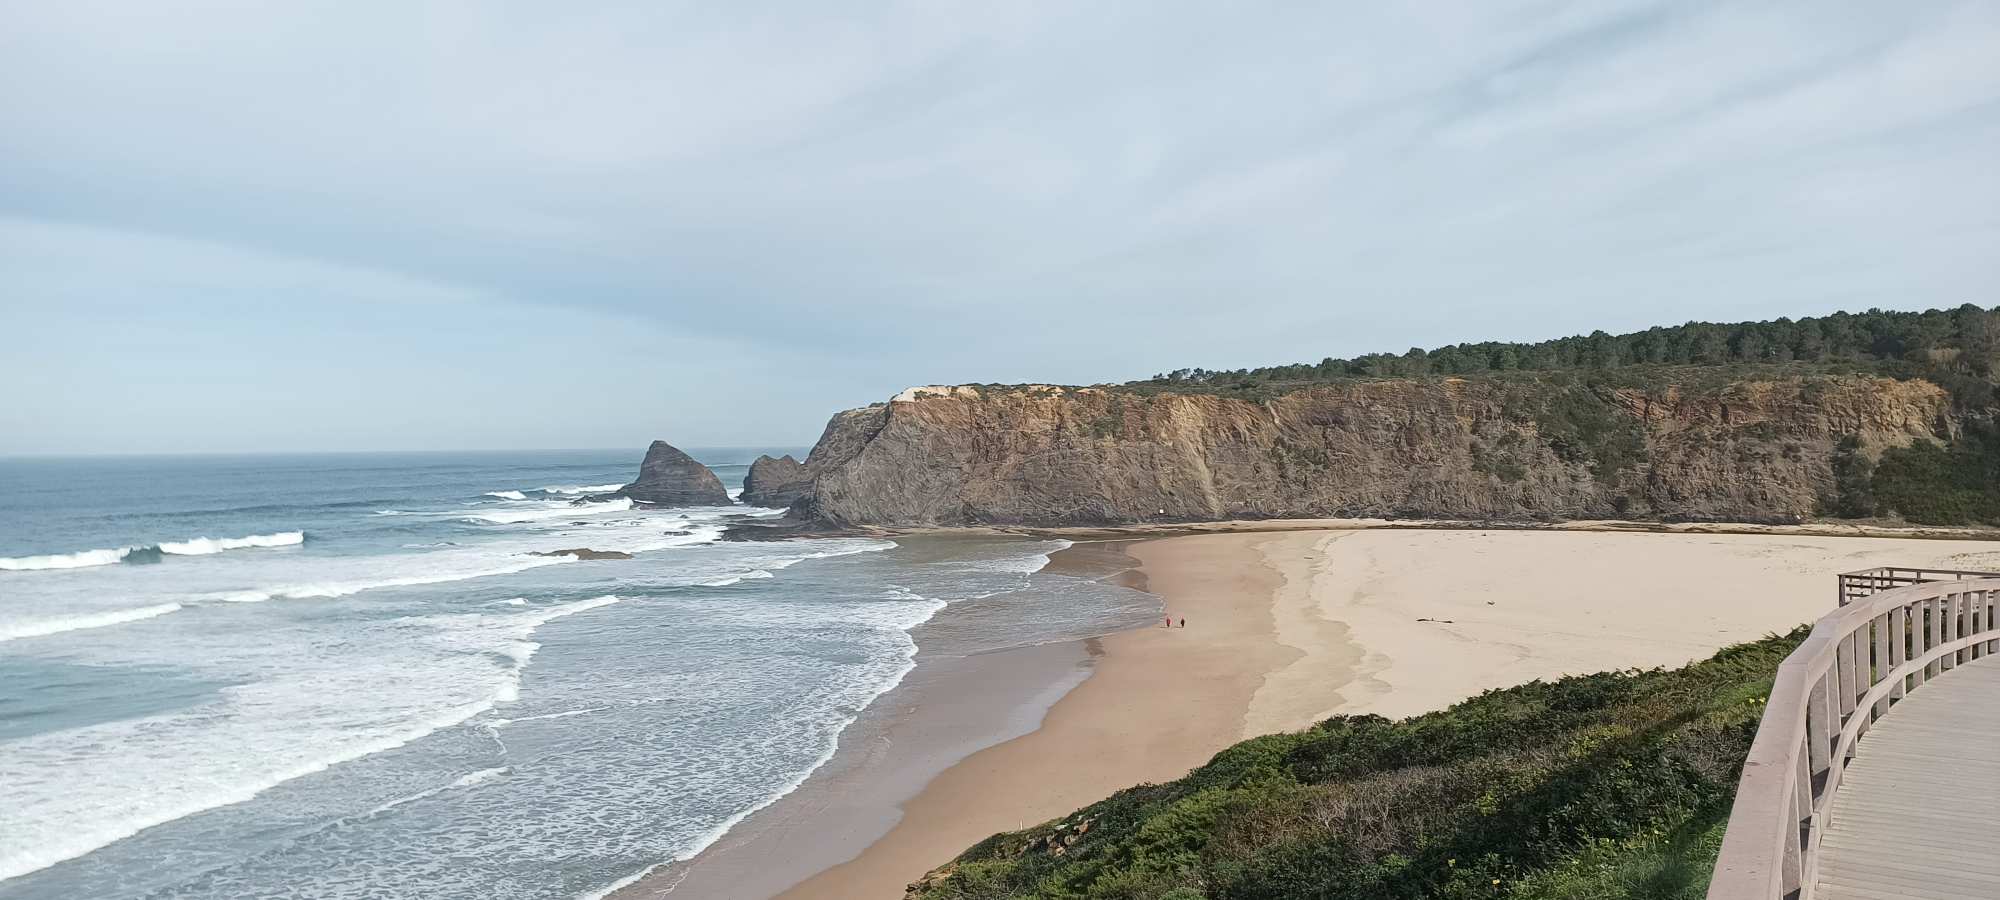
<box><xmin>741</xmin><ymin>454</ymin><xmax>813</xmax><ymax>508</ymax></box>
<box><xmin>616</xmin><ymin>440</ymin><xmax>732</xmax><ymax>506</ymax></box>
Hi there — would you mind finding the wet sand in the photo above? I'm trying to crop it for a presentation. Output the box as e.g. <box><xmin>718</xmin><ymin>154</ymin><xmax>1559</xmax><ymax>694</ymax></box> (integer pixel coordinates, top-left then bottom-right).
<box><xmin>773</xmin><ymin>533</ymin><xmax>1309</xmax><ymax>899</ymax></box>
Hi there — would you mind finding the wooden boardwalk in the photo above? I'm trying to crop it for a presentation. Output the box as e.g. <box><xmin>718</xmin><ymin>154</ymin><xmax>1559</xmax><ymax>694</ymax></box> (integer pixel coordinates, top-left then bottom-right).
<box><xmin>1708</xmin><ymin>574</ymin><xmax>1998</xmax><ymax>900</ymax></box>
<box><xmin>1815</xmin><ymin>653</ymin><xmax>2000</xmax><ymax>900</ymax></box>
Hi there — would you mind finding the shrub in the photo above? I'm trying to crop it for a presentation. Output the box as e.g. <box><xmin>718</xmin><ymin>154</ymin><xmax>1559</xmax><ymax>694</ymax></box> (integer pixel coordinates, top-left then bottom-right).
<box><xmin>910</xmin><ymin>632</ymin><xmax>1805</xmax><ymax>900</ymax></box>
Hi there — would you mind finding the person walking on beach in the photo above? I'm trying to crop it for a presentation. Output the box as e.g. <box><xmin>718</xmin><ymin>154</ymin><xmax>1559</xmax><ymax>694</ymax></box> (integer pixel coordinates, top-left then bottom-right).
<box><xmin>1164</xmin><ymin>614</ymin><xmax>1172</xmax><ymax>628</ymax></box>
<box><xmin>1179</xmin><ymin>617</ymin><xmax>1186</xmax><ymax>628</ymax></box>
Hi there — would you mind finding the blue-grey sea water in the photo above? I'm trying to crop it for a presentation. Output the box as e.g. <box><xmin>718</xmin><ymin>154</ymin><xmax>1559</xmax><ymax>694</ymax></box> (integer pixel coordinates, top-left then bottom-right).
<box><xmin>0</xmin><ymin>450</ymin><xmax>1157</xmax><ymax>899</ymax></box>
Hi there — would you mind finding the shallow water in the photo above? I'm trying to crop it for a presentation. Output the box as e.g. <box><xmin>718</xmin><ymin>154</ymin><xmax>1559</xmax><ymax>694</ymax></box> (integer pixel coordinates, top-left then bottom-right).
<box><xmin>0</xmin><ymin>451</ymin><xmax>1156</xmax><ymax>899</ymax></box>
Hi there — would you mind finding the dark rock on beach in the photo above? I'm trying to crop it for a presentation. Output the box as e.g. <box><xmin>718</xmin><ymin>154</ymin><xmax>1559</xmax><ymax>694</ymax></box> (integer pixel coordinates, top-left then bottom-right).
<box><xmin>532</xmin><ymin>548</ymin><xmax>634</xmax><ymax>560</ymax></box>
<box><xmin>616</xmin><ymin>440</ymin><xmax>732</xmax><ymax>506</ymax></box>
<box><xmin>741</xmin><ymin>454</ymin><xmax>813</xmax><ymax>508</ymax></box>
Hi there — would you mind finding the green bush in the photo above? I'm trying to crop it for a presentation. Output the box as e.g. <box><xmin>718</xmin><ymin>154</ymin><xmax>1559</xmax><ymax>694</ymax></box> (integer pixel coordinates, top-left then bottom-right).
<box><xmin>1869</xmin><ymin>428</ymin><xmax>2000</xmax><ymax>525</ymax></box>
<box><xmin>911</xmin><ymin>632</ymin><xmax>1803</xmax><ymax>900</ymax></box>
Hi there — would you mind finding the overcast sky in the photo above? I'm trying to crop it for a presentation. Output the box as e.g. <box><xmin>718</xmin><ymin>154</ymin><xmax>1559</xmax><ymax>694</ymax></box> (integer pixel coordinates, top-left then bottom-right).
<box><xmin>4</xmin><ymin>1</ymin><xmax>1997</xmax><ymax>454</ymax></box>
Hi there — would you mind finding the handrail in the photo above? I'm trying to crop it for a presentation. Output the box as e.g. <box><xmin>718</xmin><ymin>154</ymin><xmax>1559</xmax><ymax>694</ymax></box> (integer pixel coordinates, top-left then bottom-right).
<box><xmin>1707</xmin><ymin>576</ymin><xmax>2000</xmax><ymax>900</ymax></box>
<box><xmin>1836</xmin><ymin>566</ymin><xmax>2000</xmax><ymax>606</ymax></box>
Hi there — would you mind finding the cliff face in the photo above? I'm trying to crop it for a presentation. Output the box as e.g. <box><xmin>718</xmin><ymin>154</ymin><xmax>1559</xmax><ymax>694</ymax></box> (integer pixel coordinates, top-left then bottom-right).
<box><xmin>788</xmin><ymin>376</ymin><xmax>1949</xmax><ymax>527</ymax></box>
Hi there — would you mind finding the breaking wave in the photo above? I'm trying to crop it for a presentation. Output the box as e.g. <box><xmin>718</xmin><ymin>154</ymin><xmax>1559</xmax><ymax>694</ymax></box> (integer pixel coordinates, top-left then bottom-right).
<box><xmin>0</xmin><ymin>603</ymin><xmax>184</xmax><ymax>642</ymax></box>
<box><xmin>158</xmin><ymin>532</ymin><xmax>305</xmax><ymax>556</ymax></box>
<box><xmin>463</xmin><ymin>497</ymin><xmax>633</xmax><ymax>525</ymax></box>
<box><xmin>0</xmin><ymin>548</ymin><xmax>134</xmax><ymax>571</ymax></box>
<box><xmin>700</xmin><ymin>570</ymin><xmax>774</xmax><ymax>587</ymax></box>
<box><xmin>2</xmin><ymin>531</ymin><xmax>304</xmax><ymax>572</ymax></box>
<box><xmin>537</xmin><ymin>484</ymin><xmax>623</xmax><ymax>496</ymax></box>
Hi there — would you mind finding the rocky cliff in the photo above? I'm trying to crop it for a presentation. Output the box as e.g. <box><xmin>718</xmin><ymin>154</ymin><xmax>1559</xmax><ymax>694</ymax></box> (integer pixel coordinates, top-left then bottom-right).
<box><xmin>617</xmin><ymin>440</ymin><xmax>732</xmax><ymax>506</ymax></box>
<box><xmin>782</xmin><ymin>375</ymin><xmax>1951</xmax><ymax>527</ymax></box>
<box><xmin>741</xmin><ymin>454</ymin><xmax>812</xmax><ymax>508</ymax></box>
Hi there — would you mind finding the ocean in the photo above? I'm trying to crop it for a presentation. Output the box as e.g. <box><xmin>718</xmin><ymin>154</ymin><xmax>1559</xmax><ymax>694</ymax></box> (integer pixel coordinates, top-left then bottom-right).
<box><xmin>0</xmin><ymin>450</ymin><xmax>1158</xmax><ymax>899</ymax></box>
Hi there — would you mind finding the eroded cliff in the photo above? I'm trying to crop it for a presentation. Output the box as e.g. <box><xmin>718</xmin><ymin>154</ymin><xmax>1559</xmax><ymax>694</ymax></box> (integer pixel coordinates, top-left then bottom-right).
<box><xmin>783</xmin><ymin>375</ymin><xmax>1950</xmax><ymax>527</ymax></box>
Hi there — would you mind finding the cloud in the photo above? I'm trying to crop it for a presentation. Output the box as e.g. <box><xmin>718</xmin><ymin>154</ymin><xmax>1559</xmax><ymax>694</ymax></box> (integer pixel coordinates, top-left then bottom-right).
<box><xmin>3</xmin><ymin>0</ymin><xmax>1996</xmax><ymax>452</ymax></box>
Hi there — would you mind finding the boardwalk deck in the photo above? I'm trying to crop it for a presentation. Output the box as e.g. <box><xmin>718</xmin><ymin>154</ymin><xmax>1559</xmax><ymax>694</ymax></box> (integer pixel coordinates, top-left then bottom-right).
<box><xmin>1816</xmin><ymin>654</ymin><xmax>2000</xmax><ymax>900</ymax></box>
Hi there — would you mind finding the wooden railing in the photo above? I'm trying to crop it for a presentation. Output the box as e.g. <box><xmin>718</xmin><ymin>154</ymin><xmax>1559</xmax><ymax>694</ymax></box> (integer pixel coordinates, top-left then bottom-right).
<box><xmin>1836</xmin><ymin>566</ymin><xmax>2000</xmax><ymax>607</ymax></box>
<box><xmin>1707</xmin><ymin>576</ymin><xmax>2000</xmax><ymax>900</ymax></box>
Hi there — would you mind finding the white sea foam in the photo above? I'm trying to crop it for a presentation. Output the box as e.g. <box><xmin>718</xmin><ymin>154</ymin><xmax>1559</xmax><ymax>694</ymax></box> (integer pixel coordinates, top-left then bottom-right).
<box><xmin>700</xmin><ymin>570</ymin><xmax>773</xmax><ymax>587</ymax></box>
<box><xmin>489</xmin><ymin>707</ymin><xmax>606</xmax><ymax>728</ymax></box>
<box><xmin>578</xmin><ymin>580</ymin><xmax>941</xmax><ymax>900</ymax></box>
<box><xmin>974</xmin><ymin>539</ymin><xmax>1071</xmax><ymax>575</ymax></box>
<box><xmin>537</xmin><ymin>483</ymin><xmax>624</xmax><ymax>496</ymax></box>
<box><xmin>212</xmin><ymin>555</ymin><xmax>576</xmax><ymax>604</ymax></box>
<box><xmin>2</xmin><ymin>531</ymin><xmax>303</xmax><ymax>572</ymax></box>
<box><xmin>361</xmin><ymin>766</ymin><xmax>511</xmax><ymax>819</ymax></box>
<box><xmin>492</xmin><ymin>596</ymin><xmax>622</xmax><ymax>703</ymax></box>
<box><xmin>450</xmin><ymin>766</ymin><xmax>510</xmax><ymax>789</ymax></box>
<box><xmin>761</xmin><ymin>539</ymin><xmax>898</xmax><ymax>573</ymax></box>
<box><xmin>0</xmin><ymin>594</ymin><xmax>625</xmax><ymax>883</ymax></box>
<box><xmin>464</xmin><ymin>497</ymin><xmax>634</xmax><ymax>525</ymax></box>
<box><xmin>157</xmin><ymin>531</ymin><xmax>304</xmax><ymax>556</ymax></box>
<box><xmin>0</xmin><ymin>603</ymin><xmax>184</xmax><ymax>642</ymax></box>
<box><xmin>0</xmin><ymin>547</ymin><xmax>132</xmax><ymax>571</ymax></box>
<box><xmin>484</xmin><ymin>490</ymin><xmax>529</xmax><ymax>501</ymax></box>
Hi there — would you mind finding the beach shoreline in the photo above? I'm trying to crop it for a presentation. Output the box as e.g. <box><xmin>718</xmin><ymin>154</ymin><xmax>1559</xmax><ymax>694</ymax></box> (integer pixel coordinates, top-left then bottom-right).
<box><xmin>630</xmin><ymin>526</ymin><xmax>2000</xmax><ymax>900</ymax></box>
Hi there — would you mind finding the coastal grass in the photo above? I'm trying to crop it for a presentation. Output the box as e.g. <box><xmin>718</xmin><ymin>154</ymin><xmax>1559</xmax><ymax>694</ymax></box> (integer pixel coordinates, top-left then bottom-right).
<box><xmin>908</xmin><ymin>630</ymin><xmax>1801</xmax><ymax>900</ymax></box>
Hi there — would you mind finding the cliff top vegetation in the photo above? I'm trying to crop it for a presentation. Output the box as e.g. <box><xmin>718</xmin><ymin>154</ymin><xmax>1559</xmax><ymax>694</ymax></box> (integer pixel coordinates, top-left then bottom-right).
<box><xmin>1129</xmin><ymin>304</ymin><xmax>1997</xmax><ymax>410</ymax></box>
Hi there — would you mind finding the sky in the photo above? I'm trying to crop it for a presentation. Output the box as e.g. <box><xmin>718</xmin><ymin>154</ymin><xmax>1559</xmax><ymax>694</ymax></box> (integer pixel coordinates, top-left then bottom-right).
<box><xmin>3</xmin><ymin>1</ymin><xmax>1997</xmax><ymax>454</ymax></box>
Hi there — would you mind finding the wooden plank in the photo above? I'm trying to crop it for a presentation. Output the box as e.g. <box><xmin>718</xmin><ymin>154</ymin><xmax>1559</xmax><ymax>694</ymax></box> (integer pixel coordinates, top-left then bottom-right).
<box><xmin>1814</xmin><ymin>654</ymin><xmax>2000</xmax><ymax>900</ymax></box>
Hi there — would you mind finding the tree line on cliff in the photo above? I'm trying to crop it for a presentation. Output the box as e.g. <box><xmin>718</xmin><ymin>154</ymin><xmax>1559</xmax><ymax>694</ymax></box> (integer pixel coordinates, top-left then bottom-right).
<box><xmin>1141</xmin><ymin>304</ymin><xmax>1997</xmax><ymax>405</ymax></box>
<box><xmin>1134</xmin><ymin>304</ymin><xmax>2000</xmax><ymax>527</ymax></box>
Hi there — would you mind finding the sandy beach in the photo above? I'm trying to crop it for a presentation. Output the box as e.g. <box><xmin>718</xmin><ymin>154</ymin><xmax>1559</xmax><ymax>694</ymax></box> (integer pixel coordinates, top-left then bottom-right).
<box><xmin>634</xmin><ymin>526</ymin><xmax>2000</xmax><ymax>899</ymax></box>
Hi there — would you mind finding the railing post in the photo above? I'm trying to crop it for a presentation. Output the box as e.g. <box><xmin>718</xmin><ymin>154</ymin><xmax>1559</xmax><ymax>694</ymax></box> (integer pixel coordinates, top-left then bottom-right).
<box><xmin>1888</xmin><ymin>604</ymin><xmax>1906</xmax><ymax>703</ymax></box>
<box><xmin>1870</xmin><ymin>613</ymin><xmax>1891</xmax><ymax>719</ymax></box>
<box><xmin>1978</xmin><ymin>589</ymin><xmax>1990</xmax><ymax>654</ymax></box>
<box><xmin>1976</xmin><ymin>588</ymin><xmax>1992</xmax><ymax>656</ymax></box>
<box><xmin>1788</xmin><ymin>742</ymin><xmax>1810</xmax><ymax>897</ymax></box>
<box><xmin>1915</xmin><ymin>597</ymin><xmax>1933</xmax><ymax>685</ymax></box>
<box><xmin>1807</xmin><ymin>674</ymin><xmax>1831</xmax><ymax>779</ymax></box>
<box><xmin>1942</xmin><ymin>592</ymin><xmax>1960</xmax><ymax>671</ymax></box>
<box><xmin>1834</xmin><ymin>634</ymin><xmax>1856</xmax><ymax>721</ymax></box>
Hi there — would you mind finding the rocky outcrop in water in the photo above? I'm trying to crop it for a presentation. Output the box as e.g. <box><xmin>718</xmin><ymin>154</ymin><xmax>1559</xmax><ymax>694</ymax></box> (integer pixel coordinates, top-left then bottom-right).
<box><xmin>741</xmin><ymin>454</ymin><xmax>812</xmax><ymax>508</ymax></box>
<box><xmin>616</xmin><ymin>440</ymin><xmax>732</xmax><ymax>506</ymax></box>
<box><xmin>531</xmin><ymin>548</ymin><xmax>634</xmax><ymax>560</ymax></box>
<box><xmin>783</xmin><ymin>376</ymin><xmax>1950</xmax><ymax>527</ymax></box>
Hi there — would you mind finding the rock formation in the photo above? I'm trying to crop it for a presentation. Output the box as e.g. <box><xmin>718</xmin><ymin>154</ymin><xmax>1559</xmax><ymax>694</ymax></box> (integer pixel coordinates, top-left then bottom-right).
<box><xmin>784</xmin><ymin>376</ymin><xmax>1950</xmax><ymax>527</ymax></box>
<box><xmin>530</xmin><ymin>548</ymin><xmax>634</xmax><ymax>560</ymax></box>
<box><xmin>741</xmin><ymin>454</ymin><xmax>813</xmax><ymax>508</ymax></box>
<box><xmin>616</xmin><ymin>440</ymin><xmax>732</xmax><ymax>506</ymax></box>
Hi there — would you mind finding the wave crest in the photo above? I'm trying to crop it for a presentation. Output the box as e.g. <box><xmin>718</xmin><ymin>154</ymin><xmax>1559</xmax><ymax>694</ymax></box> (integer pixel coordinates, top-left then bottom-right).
<box><xmin>2</xmin><ymin>531</ymin><xmax>303</xmax><ymax>571</ymax></box>
<box><xmin>0</xmin><ymin>548</ymin><xmax>132</xmax><ymax>571</ymax></box>
<box><xmin>0</xmin><ymin>603</ymin><xmax>184</xmax><ymax>642</ymax></box>
<box><xmin>159</xmin><ymin>531</ymin><xmax>305</xmax><ymax>556</ymax></box>
<box><xmin>463</xmin><ymin>497</ymin><xmax>633</xmax><ymax>525</ymax></box>
<box><xmin>538</xmin><ymin>483</ymin><xmax>624</xmax><ymax>496</ymax></box>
